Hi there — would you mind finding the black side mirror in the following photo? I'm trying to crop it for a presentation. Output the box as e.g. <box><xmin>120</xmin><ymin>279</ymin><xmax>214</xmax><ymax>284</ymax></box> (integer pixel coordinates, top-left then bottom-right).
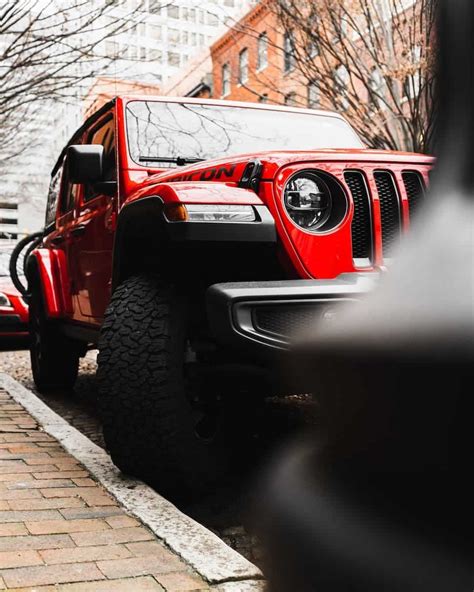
<box><xmin>67</xmin><ymin>145</ymin><xmax>103</xmax><ymax>184</ymax></box>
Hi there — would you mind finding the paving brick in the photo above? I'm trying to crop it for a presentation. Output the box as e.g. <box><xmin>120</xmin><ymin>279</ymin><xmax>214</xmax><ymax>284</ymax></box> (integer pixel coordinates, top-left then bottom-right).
<box><xmin>0</xmin><ymin>522</ymin><xmax>28</xmax><ymax>537</ymax></box>
<box><xmin>155</xmin><ymin>571</ymin><xmax>209</xmax><ymax>591</ymax></box>
<box><xmin>0</xmin><ymin>489</ymin><xmax>41</xmax><ymax>500</ymax></box>
<box><xmin>97</xmin><ymin>554</ymin><xmax>184</xmax><ymax>579</ymax></box>
<box><xmin>59</xmin><ymin>507</ymin><xmax>122</xmax><ymax>520</ymax></box>
<box><xmin>2</xmin><ymin>434</ymin><xmax>52</xmax><ymax>443</ymax></box>
<box><xmin>71</xmin><ymin>526</ymin><xmax>154</xmax><ymax>547</ymax></box>
<box><xmin>49</xmin><ymin>458</ymin><xmax>82</xmax><ymax>465</ymax></box>
<box><xmin>53</xmin><ymin>463</ymin><xmax>83</xmax><ymax>472</ymax></box>
<box><xmin>82</xmin><ymin>496</ymin><xmax>117</xmax><ymax>507</ymax></box>
<box><xmin>58</xmin><ymin>576</ymin><xmax>165</xmax><ymax>591</ymax></box>
<box><xmin>0</xmin><ymin>509</ymin><xmax>62</xmax><ymax>523</ymax></box>
<box><xmin>1</xmin><ymin>561</ymin><xmax>105</xmax><ymax>588</ymax></box>
<box><xmin>0</xmin><ymin>501</ymin><xmax>8</xmax><ymax>511</ymax></box>
<box><xmin>126</xmin><ymin>541</ymin><xmax>174</xmax><ymax>557</ymax></box>
<box><xmin>7</xmin><ymin>497</ymin><xmax>85</xmax><ymax>511</ymax></box>
<box><xmin>104</xmin><ymin>515</ymin><xmax>140</xmax><ymax>529</ymax></box>
<box><xmin>33</xmin><ymin>471</ymin><xmax>89</xmax><ymax>480</ymax></box>
<box><xmin>0</xmin><ymin>549</ymin><xmax>43</xmax><ymax>569</ymax></box>
<box><xmin>3</xmin><ymin>444</ymin><xmax>41</xmax><ymax>453</ymax></box>
<box><xmin>40</xmin><ymin>544</ymin><xmax>132</xmax><ymax>565</ymax></box>
<box><xmin>71</xmin><ymin>478</ymin><xmax>95</xmax><ymax>487</ymax></box>
<box><xmin>25</xmin><ymin>518</ymin><xmax>111</xmax><ymax>535</ymax></box>
<box><xmin>0</xmin><ymin>464</ymin><xmax>56</xmax><ymax>474</ymax></box>
<box><xmin>0</xmin><ymin>534</ymin><xmax>75</xmax><ymax>552</ymax></box>
<box><xmin>8</xmin><ymin>478</ymin><xmax>75</xmax><ymax>489</ymax></box>
<box><xmin>24</xmin><ymin>454</ymin><xmax>59</xmax><ymax>464</ymax></box>
<box><xmin>0</xmin><ymin>473</ymin><xmax>34</xmax><ymax>482</ymax></box>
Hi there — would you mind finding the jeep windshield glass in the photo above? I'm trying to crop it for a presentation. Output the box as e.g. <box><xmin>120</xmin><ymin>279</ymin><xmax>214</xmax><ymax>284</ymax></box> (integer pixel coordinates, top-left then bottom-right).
<box><xmin>126</xmin><ymin>101</ymin><xmax>363</xmax><ymax>167</ymax></box>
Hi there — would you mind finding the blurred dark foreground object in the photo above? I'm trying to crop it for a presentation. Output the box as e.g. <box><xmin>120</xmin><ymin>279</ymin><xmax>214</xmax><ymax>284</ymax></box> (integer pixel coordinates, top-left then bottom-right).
<box><xmin>253</xmin><ymin>0</ymin><xmax>474</xmax><ymax>589</ymax></box>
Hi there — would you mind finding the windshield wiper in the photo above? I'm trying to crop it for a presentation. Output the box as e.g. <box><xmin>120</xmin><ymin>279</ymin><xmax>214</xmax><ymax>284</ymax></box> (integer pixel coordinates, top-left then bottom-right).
<box><xmin>138</xmin><ymin>156</ymin><xmax>206</xmax><ymax>166</ymax></box>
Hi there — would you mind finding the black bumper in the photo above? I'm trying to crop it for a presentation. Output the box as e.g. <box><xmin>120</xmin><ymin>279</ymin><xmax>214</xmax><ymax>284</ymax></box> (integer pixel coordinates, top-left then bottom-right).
<box><xmin>0</xmin><ymin>314</ymin><xmax>27</xmax><ymax>334</ymax></box>
<box><xmin>206</xmin><ymin>273</ymin><xmax>377</xmax><ymax>357</ymax></box>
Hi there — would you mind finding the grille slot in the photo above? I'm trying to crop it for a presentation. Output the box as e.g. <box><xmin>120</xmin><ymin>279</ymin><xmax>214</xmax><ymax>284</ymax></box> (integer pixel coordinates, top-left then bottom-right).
<box><xmin>254</xmin><ymin>305</ymin><xmax>324</xmax><ymax>338</ymax></box>
<box><xmin>374</xmin><ymin>171</ymin><xmax>401</xmax><ymax>255</ymax></box>
<box><xmin>344</xmin><ymin>171</ymin><xmax>372</xmax><ymax>260</ymax></box>
<box><xmin>402</xmin><ymin>171</ymin><xmax>425</xmax><ymax>218</ymax></box>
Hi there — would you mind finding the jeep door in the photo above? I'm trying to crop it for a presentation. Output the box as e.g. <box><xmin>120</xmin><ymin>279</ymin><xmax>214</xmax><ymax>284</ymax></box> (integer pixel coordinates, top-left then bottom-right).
<box><xmin>68</xmin><ymin>113</ymin><xmax>117</xmax><ymax>324</ymax></box>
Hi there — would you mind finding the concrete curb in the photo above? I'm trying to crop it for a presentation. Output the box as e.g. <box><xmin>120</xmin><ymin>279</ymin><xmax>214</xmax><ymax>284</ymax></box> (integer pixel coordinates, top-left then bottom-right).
<box><xmin>0</xmin><ymin>372</ymin><xmax>264</xmax><ymax>588</ymax></box>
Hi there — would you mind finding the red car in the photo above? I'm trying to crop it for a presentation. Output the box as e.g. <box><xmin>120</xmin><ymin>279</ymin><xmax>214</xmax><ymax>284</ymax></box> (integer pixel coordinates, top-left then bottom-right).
<box><xmin>0</xmin><ymin>253</ymin><xmax>28</xmax><ymax>339</ymax></box>
<box><xmin>25</xmin><ymin>97</ymin><xmax>433</xmax><ymax>494</ymax></box>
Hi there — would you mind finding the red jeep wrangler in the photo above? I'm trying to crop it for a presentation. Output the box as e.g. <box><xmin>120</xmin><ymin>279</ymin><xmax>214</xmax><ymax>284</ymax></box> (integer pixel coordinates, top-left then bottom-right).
<box><xmin>27</xmin><ymin>96</ymin><xmax>432</xmax><ymax>493</ymax></box>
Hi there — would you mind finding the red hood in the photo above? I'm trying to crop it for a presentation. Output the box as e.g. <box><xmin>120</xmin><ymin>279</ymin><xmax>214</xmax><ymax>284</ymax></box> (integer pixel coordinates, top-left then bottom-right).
<box><xmin>141</xmin><ymin>148</ymin><xmax>433</xmax><ymax>188</ymax></box>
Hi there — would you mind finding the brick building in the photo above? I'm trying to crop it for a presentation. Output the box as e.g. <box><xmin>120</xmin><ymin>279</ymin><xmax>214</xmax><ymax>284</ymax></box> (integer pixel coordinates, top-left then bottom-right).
<box><xmin>210</xmin><ymin>0</ymin><xmax>307</xmax><ymax>107</ymax></box>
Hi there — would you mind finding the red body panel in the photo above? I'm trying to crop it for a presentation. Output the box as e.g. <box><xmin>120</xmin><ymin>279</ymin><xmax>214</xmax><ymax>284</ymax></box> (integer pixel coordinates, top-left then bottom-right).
<box><xmin>36</xmin><ymin>95</ymin><xmax>434</xmax><ymax>324</ymax></box>
<box><xmin>30</xmin><ymin>249</ymin><xmax>72</xmax><ymax>318</ymax></box>
<box><xmin>0</xmin><ymin>277</ymin><xmax>28</xmax><ymax>337</ymax></box>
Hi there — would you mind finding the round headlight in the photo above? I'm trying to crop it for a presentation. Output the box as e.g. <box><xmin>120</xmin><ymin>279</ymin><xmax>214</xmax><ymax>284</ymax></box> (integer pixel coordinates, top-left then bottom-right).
<box><xmin>284</xmin><ymin>172</ymin><xmax>332</xmax><ymax>232</ymax></box>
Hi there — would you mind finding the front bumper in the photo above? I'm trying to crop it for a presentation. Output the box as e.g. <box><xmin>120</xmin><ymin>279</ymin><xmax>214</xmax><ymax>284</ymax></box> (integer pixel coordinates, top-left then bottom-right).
<box><xmin>206</xmin><ymin>273</ymin><xmax>377</xmax><ymax>357</ymax></box>
<box><xmin>0</xmin><ymin>313</ymin><xmax>28</xmax><ymax>336</ymax></box>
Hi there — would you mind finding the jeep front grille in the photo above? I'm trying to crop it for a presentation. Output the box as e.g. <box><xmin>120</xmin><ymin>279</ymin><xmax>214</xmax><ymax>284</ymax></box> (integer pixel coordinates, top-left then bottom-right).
<box><xmin>374</xmin><ymin>171</ymin><xmax>401</xmax><ymax>255</ymax></box>
<box><xmin>344</xmin><ymin>167</ymin><xmax>427</xmax><ymax>264</ymax></box>
<box><xmin>402</xmin><ymin>171</ymin><xmax>425</xmax><ymax>218</ymax></box>
<box><xmin>344</xmin><ymin>171</ymin><xmax>372</xmax><ymax>260</ymax></box>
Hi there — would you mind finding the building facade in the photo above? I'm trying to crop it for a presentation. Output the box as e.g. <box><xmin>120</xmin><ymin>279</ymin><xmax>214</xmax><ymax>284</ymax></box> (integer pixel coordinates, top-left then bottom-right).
<box><xmin>211</xmin><ymin>0</ymin><xmax>426</xmax><ymax>126</ymax></box>
<box><xmin>211</xmin><ymin>0</ymin><xmax>305</xmax><ymax>106</ymax></box>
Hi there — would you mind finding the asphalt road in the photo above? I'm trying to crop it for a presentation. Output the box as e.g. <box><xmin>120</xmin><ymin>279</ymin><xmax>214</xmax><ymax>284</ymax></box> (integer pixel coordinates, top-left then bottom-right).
<box><xmin>0</xmin><ymin>343</ymin><xmax>316</xmax><ymax>565</ymax></box>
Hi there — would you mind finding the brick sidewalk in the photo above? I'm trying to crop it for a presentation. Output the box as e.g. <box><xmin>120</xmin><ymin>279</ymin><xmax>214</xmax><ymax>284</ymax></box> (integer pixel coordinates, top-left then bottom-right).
<box><xmin>0</xmin><ymin>386</ymin><xmax>210</xmax><ymax>591</ymax></box>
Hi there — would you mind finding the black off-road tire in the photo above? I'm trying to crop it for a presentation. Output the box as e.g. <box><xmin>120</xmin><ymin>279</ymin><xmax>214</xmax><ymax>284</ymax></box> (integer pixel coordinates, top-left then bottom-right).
<box><xmin>29</xmin><ymin>287</ymin><xmax>80</xmax><ymax>392</ymax></box>
<box><xmin>97</xmin><ymin>275</ymin><xmax>218</xmax><ymax>499</ymax></box>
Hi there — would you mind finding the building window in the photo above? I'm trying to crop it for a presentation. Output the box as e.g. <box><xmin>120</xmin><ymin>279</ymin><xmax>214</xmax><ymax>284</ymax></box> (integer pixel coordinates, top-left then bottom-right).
<box><xmin>369</xmin><ymin>67</ymin><xmax>386</xmax><ymax>108</ymax></box>
<box><xmin>307</xmin><ymin>80</ymin><xmax>319</xmax><ymax>108</ymax></box>
<box><xmin>403</xmin><ymin>46</ymin><xmax>422</xmax><ymax>100</ymax></box>
<box><xmin>167</xmin><ymin>5</ymin><xmax>179</xmax><ymax>18</ymax></box>
<box><xmin>257</xmin><ymin>32</ymin><xmax>268</xmax><ymax>70</ymax></box>
<box><xmin>284</xmin><ymin>92</ymin><xmax>297</xmax><ymax>106</ymax></box>
<box><xmin>168</xmin><ymin>51</ymin><xmax>180</xmax><ymax>67</ymax></box>
<box><xmin>238</xmin><ymin>48</ymin><xmax>249</xmax><ymax>84</ymax></box>
<box><xmin>258</xmin><ymin>93</ymin><xmax>268</xmax><ymax>103</ymax></box>
<box><xmin>168</xmin><ymin>28</ymin><xmax>179</xmax><ymax>46</ymax></box>
<box><xmin>222</xmin><ymin>63</ymin><xmax>231</xmax><ymax>97</ymax></box>
<box><xmin>283</xmin><ymin>33</ymin><xmax>295</xmax><ymax>73</ymax></box>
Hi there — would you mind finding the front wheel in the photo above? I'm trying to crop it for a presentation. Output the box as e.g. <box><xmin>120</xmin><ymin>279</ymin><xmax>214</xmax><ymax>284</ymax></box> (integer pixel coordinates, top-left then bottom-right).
<box><xmin>29</xmin><ymin>286</ymin><xmax>80</xmax><ymax>392</ymax></box>
<box><xmin>97</xmin><ymin>275</ymin><xmax>237</xmax><ymax>499</ymax></box>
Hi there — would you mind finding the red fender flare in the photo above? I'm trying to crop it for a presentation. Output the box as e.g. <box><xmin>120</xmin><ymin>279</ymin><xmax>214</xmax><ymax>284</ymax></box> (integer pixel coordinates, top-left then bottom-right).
<box><xmin>30</xmin><ymin>249</ymin><xmax>72</xmax><ymax>318</ymax></box>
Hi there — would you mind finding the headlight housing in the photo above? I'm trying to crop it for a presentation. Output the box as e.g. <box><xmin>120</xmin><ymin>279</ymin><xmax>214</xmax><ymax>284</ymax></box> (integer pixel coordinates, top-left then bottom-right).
<box><xmin>186</xmin><ymin>204</ymin><xmax>256</xmax><ymax>222</ymax></box>
<box><xmin>0</xmin><ymin>292</ymin><xmax>11</xmax><ymax>307</ymax></box>
<box><xmin>165</xmin><ymin>203</ymin><xmax>256</xmax><ymax>222</ymax></box>
<box><xmin>283</xmin><ymin>171</ymin><xmax>348</xmax><ymax>233</ymax></box>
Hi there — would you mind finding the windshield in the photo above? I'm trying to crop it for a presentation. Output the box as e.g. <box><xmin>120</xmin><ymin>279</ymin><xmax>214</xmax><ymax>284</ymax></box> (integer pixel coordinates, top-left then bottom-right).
<box><xmin>125</xmin><ymin>101</ymin><xmax>364</xmax><ymax>167</ymax></box>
